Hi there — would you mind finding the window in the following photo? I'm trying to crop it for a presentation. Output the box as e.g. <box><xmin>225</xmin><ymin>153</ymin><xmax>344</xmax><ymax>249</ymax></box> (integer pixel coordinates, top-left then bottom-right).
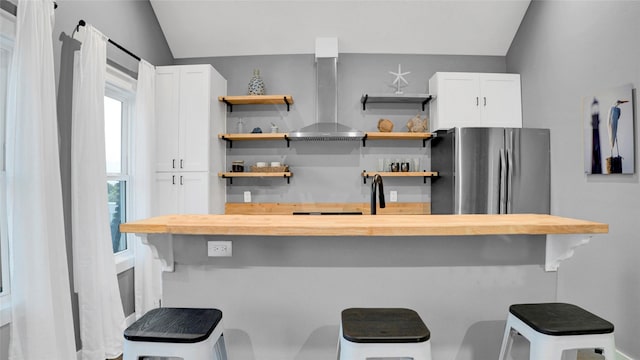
<box><xmin>105</xmin><ymin>66</ymin><xmax>135</xmax><ymax>258</ymax></box>
<box><xmin>0</xmin><ymin>8</ymin><xmax>15</xmax><ymax>303</ymax></box>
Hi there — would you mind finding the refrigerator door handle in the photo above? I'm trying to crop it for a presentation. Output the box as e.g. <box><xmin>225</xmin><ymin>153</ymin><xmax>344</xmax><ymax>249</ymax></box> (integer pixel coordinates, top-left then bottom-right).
<box><xmin>499</xmin><ymin>148</ymin><xmax>507</xmax><ymax>214</ymax></box>
<box><xmin>506</xmin><ymin>148</ymin><xmax>514</xmax><ymax>214</ymax></box>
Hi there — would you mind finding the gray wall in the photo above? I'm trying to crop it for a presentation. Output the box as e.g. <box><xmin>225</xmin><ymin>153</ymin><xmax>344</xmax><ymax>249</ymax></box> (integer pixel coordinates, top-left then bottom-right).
<box><xmin>176</xmin><ymin>54</ymin><xmax>505</xmax><ymax>204</ymax></box>
<box><xmin>0</xmin><ymin>1</ymin><xmax>173</xmax><ymax>359</ymax></box>
<box><xmin>164</xmin><ymin>234</ymin><xmax>555</xmax><ymax>360</ymax></box>
<box><xmin>506</xmin><ymin>0</ymin><xmax>640</xmax><ymax>358</ymax></box>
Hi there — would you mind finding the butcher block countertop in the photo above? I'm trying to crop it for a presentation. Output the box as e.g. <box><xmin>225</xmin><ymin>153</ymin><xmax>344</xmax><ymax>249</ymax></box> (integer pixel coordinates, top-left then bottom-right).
<box><xmin>120</xmin><ymin>214</ymin><xmax>608</xmax><ymax>237</ymax></box>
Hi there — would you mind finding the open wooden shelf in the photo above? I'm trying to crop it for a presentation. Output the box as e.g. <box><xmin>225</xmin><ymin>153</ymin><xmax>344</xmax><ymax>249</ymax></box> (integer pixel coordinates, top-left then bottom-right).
<box><xmin>363</xmin><ymin>131</ymin><xmax>434</xmax><ymax>146</ymax></box>
<box><xmin>218</xmin><ymin>95</ymin><xmax>293</xmax><ymax>112</ymax></box>
<box><xmin>361</xmin><ymin>93</ymin><xmax>433</xmax><ymax>111</ymax></box>
<box><xmin>364</xmin><ymin>132</ymin><xmax>432</xmax><ymax>140</ymax></box>
<box><xmin>218</xmin><ymin>171</ymin><xmax>293</xmax><ymax>184</ymax></box>
<box><xmin>219</xmin><ymin>133</ymin><xmax>287</xmax><ymax>141</ymax></box>
<box><xmin>362</xmin><ymin>171</ymin><xmax>438</xmax><ymax>184</ymax></box>
<box><xmin>218</xmin><ymin>133</ymin><xmax>290</xmax><ymax>148</ymax></box>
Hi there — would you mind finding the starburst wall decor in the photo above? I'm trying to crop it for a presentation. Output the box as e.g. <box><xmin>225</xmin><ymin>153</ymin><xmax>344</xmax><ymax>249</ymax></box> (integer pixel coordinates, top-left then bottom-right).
<box><xmin>389</xmin><ymin>64</ymin><xmax>410</xmax><ymax>94</ymax></box>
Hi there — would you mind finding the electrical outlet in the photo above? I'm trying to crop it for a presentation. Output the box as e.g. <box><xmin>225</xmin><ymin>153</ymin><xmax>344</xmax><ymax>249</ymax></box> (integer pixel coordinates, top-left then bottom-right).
<box><xmin>244</xmin><ymin>191</ymin><xmax>251</xmax><ymax>203</ymax></box>
<box><xmin>208</xmin><ymin>241</ymin><xmax>232</xmax><ymax>257</ymax></box>
<box><xmin>390</xmin><ymin>190</ymin><xmax>398</xmax><ymax>202</ymax></box>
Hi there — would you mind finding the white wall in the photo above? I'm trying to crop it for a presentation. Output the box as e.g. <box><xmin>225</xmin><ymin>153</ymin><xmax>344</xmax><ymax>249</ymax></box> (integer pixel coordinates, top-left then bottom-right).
<box><xmin>507</xmin><ymin>1</ymin><xmax>640</xmax><ymax>358</ymax></box>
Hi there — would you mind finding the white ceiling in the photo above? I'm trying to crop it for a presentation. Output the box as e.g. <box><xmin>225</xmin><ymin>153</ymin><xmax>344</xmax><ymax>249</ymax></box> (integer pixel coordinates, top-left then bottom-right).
<box><xmin>150</xmin><ymin>0</ymin><xmax>531</xmax><ymax>59</ymax></box>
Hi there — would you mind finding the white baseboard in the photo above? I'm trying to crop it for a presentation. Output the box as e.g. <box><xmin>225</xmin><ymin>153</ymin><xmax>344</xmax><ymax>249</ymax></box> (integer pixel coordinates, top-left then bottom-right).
<box><xmin>618</xmin><ymin>350</ymin><xmax>634</xmax><ymax>360</ymax></box>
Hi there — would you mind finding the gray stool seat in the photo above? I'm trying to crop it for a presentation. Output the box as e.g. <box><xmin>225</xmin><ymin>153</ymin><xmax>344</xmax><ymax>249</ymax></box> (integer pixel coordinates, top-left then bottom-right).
<box><xmin>341</xmin><ymin>308</ymin><xmax>431</xmax><ymax>343</ymax></box>
<box><xmin>499</xmin><ymin>302</ymin><xmax>616</xmax><ymax>360</ymax></box>
<box><xmin>509</xmin><ymin>303</ymin><xmax>614</xmax><ymax>336</ymax></box>
<box><xmin>338</xmin><ymin>308</ymin><xmax>433</xmax><ymax>359</ymax></box>
<box><xmin>123</xmin><ymin>308</ymin><xmax>228</xmax><ymax>360</ymax></box>
<box><xmin>124</xmin><ymin>308</ymin><xmax>222</xmax><ymax>343</ymax></box>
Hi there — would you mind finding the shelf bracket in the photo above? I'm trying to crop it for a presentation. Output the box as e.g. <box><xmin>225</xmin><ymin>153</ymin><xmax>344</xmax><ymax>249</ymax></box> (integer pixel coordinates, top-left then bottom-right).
<box><xmin>361</xmin><ymin>94</ymin><xmax>368</xmax><ymax>111</ymax></box>
<box><xmin>362</xmin><ymin>134</ymin><xmax>368</xmax><ymax>147</ymax></box>
<box><xmin>363</xmin><ymin>170</ymin><xmax>369</xmax><ymax>184</ymax></box>
<box><xmin>221</xmin><ymin>97</ymin><xmax>233</xmax><ymax>112</ymax></box>
<box><xmin>284</xmin><ymin>135</ymin><xmax>290</xmax><ymax>147</ymax></box>
<box><xmin>421</xmin><ymin>132</ymin><xmax>436</xmax><ymax>148</ymax></box>
<box><xmin>283</xmin><ymin>96</ymin><xmax>290</xmax><ymax>111</ymax></box>
<box><xmin>220</xmin><ymin>174</ymin><xmax>233</xmax><ymax>185</ymax></box>
<box><xmin>220</xmin><ymin>135</ymin><xmax>233</xmax><ymax>148</ymax></box>
<box><xmin>421</xmin><ymin>96</ymin><xmax>432</xmax><ymax>111</ymax></box>
<box><xmin>285</xmin><ymin>174</ymin><xmax>290</xmax><ymax>184</ymax></box>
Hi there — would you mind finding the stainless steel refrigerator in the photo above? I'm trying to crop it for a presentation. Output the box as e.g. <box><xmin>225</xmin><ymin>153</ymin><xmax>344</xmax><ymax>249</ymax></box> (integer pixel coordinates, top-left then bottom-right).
<box><xmin>431</xmin><ymin>127</ymin><xmax>550</xmax><ymax>214</ymax></box>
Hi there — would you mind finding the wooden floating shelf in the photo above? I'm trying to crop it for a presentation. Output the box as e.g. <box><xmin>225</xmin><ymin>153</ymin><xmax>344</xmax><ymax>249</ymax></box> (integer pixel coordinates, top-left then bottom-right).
<box><xmin>360</xmin><ymin>93</ymin><xmax>433</xmax><ymax>111</ymax></box>
<box><xmin>362</xmin><ymin>171</ymin><xmax>439</xmax><ymax>184</ymax></box>
<box><xmin>364</xmin><ymin>132</ymin><xmax>433</xmax><ymax>140</ymax></box>
<box><xmin>362</xmin><ymin>171</ymin><xmax>438</xmax><ymax>177</ymax></box>
<box><xmin>218</xmin><ymin>133</ymin><xmax>290</xmax><ymax>148</ymax></box>
<box><xmin>218</xmin><ymin>95</ymin><xmax>294</xmax><ymax>112</ymax></box>
<box><xmin>218</xmin><ymin>171</ymin><xmax>293</xmax><ymax>184</ymax></box>
<box><xmin>219</xmin><ymin>133</ymin><xmax>288</xmax><ymax>141</ymax></box>
<box><xmin>363</xmin><ymin>132</ymin><xmax>434</xmax><ymax>146</ymax></box>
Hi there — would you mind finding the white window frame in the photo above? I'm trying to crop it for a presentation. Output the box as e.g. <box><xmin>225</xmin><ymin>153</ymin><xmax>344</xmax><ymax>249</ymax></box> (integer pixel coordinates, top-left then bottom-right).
<box><xmin>105</xmin><ymin>65</ymin><xmax>136</xmax><ymax>274</ymax></box>
<box><xmin>0</xmin><ymin>7</ymin><xmax>15</xmax><ymax>327</ymax></box>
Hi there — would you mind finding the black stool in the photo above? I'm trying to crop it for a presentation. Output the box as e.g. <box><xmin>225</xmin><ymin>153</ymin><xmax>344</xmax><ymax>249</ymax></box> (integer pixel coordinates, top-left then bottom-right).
<box><xmin>498</xmin><ymin>303</ymin><xmax>615</xmax><ymax>360</ymax></box>
<box><xmin>338</xmin><ymin>308</ymin><xmax>432</xmax><ymax>359</ymax></box>
<box><xmin>123</xmin><ymin>308</ymin><xmax>227</xmax><ymax>360</ymax></box>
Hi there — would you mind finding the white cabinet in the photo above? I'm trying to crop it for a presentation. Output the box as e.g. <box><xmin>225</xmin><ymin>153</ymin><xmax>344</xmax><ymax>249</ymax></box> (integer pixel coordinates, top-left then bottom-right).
<box><xmin>154</xmin><ymin>65</ymin><xmax>227</xmax><ymax>214</ymax></box>
<box><xmin>154</xmin><ymin>172</ymin><xmax>211</xmax><ymax>215</ymax></box>
<box><xmin>156</xmin><ymin>65</ymin><xmax>216</xmax><ymax>172</ymax></box>
<box><xmin>429</xmin><ymin>72</ymin><xmax>522</xmax><ymax>131</ymax></box>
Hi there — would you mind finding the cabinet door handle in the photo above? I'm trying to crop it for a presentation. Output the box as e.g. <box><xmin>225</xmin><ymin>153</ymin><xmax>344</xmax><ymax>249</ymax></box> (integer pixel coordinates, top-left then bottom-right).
<box><xmin>484</xmin><ymin>97</ymin><xmax>487</xmax><ymax>106</ymax></box>
<box><xmin>180</xmin><ymin>175</ymin><xmax>184</xmax><ymax>185</ymax></box>
<box><xmin>180</xmin><ymin>159</ymin><xmax>184</xmax><ymax>169</ymax></box>
<box><xmin>172</xmin><ymin>175</ymin><xmax>175</xmax><ymax>185</ymax></box>
<box><xmin>172</xmin><ymin>159</ymin><xmax>176</xmax><ymax>169</ymax></box>
<box><xmin>476</xmin><ymin>97</ymin><xmax>479</xmax><ymax>106</ymax></box>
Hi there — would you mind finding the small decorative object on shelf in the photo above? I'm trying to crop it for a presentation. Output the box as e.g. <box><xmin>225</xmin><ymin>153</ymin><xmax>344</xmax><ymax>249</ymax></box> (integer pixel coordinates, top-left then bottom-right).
<box><xmin>389</xmin><ymin>64</ymin><xmax>410</xmax><ymax>95</ymax></box>
<box><xmin>237</xmin><ymin>118</ymin><xmax>244</xmax><ymax>133</ymax></box>
<box><xmin>250</xmin><ymin>164</ymin><xmax>289</xmax><ymax>173</ymax></box>
<box><xmin>248</xmin><ymin>69</ymin><xmax>266</xmax><ymax>95</ymax></box>
<box><xmin>270</xmin><ymin>123</ymin><xmax>278</xmax><ymax>133</ymax></box>
<box><xmin>377</xmin><ymin>118</ymin><xmax>394</xmax><ymax>132</ymax></box>
<box><xmin>406</xmin><ymin>114</ymin><xmax>428</xmax><ymax>132</ymax></box>
<box><xmin>251</xmin><ymin>127</ymin><xmax>263</xmax><ymax>133</ymax></box>
<box><xmin>232</xmin><ymin>160</ymin><xmax>244</xmax><ymax>172</ymax></box>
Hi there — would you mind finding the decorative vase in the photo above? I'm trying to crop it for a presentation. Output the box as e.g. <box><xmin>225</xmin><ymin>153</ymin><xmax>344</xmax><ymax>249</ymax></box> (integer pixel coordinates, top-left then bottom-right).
<box><xmin>248</xmin><ymin>69</ymin><xmax>265</xmax><ymax>95</ymax></box>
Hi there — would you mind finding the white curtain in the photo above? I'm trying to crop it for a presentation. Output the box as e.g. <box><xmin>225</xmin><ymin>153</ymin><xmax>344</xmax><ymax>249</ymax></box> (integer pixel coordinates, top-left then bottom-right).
<box><xmin>71</xmin><ymin>25</ymin><xmax>125</xmax><ymax>359</ymax></box>
<box><xmin>132</xmin><ymin>60</ymin><xmax>162</xmax><ymax>317</ymax></box>
<box><xmin>5</xmin><ymin>0</ymin><xmax>77</xmax><ymax>359</ymax></box>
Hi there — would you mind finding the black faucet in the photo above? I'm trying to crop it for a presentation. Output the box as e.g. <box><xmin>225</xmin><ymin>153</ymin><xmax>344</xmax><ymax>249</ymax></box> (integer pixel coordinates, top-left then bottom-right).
<box><xmin>371</xmin><ymin>174</ymin><xmax>385</xmax><ymax>215</ymax></box>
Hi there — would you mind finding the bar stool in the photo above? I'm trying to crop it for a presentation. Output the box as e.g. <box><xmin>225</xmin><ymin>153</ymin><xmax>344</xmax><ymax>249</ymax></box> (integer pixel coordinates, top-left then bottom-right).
<box><xmin>338</xmin><ymin>308</ymin><xmax>432</xmax><ymax>360</ymax></box>
<box><xmin>498</xmin><ymin>303</ymin><xmax>615</xmax><ymax>360</ymax></box>
<box><xmin>123</xmin><ymin>308</ymin><xmax>228</xmax><ymax>360</ymax></box>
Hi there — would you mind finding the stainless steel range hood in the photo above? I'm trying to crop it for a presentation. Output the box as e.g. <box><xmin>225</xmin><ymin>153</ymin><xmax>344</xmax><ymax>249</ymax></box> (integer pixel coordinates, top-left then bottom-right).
<box><xmin>288</xmin><ymin>38</ymin><xmax>364</xmax><ymax>141</ymax></box>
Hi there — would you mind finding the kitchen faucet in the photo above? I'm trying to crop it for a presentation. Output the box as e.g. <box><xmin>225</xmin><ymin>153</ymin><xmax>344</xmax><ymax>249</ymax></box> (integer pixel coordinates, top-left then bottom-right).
<box><xmin>370</xmin><ymin>174</ymin><xmax>386</xmax><ymax>215</ymax></box>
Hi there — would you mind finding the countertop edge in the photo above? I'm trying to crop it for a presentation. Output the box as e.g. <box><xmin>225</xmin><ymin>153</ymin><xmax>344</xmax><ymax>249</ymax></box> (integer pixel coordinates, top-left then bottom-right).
<box><xmin>120</xmin><ymin>214</ymin><xmax>608</xmax><ymax>237</ymax></box>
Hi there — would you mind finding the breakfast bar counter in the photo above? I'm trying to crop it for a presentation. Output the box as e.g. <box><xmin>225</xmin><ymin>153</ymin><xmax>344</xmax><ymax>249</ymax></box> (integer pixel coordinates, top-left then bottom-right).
<box><xmin>120</xmin><ymin>214</ymin><xmax>608</xmax><ymax>359</ymax></box>
<box><xmin>120</xmin><ymin>213</ymin><xmax>607</xmax><ymax>237</ymax></box>
<box><xmin>121</xmin><ymin>213</ymin><xmax>607</xmax><ymax>272</ymax></box>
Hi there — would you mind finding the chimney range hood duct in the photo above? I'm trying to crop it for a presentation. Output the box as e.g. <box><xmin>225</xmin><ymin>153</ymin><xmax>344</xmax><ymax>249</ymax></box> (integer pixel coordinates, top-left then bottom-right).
<box><xmin>288</xmin><ymin>38</ymin><xmax>364</xmax><ymax>141</ymax></box>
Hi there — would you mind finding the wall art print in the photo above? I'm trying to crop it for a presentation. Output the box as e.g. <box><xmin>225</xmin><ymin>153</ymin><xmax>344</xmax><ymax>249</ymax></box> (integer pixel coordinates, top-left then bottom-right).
<box><xmin>583</xmin><ymin>84</ymin><xmax>635</xmax><ymax>174</ymax></box>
